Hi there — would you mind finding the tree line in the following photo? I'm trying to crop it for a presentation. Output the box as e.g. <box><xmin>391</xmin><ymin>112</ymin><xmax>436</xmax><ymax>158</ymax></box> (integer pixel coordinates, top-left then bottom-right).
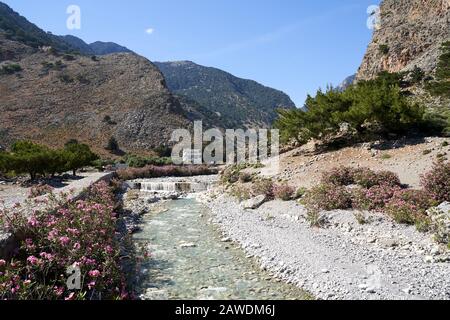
<box><xmin>0</xmin><ymin>140</ymin><xmax>98</xmax><ymax>180</ymax></box>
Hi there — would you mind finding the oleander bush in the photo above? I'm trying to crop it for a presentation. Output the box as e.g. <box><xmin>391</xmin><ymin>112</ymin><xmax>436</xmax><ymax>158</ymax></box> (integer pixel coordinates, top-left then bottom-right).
<box><xmin>321</xmin><ymin>166</ymin><xmax>401</xmax><ymax>188</ymax></box>
<box><xmin>384</xmin><ymin>189</ymin><xmax>437</xmax><ymax>225</ymax></box>
<box><xmin>421</xmin><ymin>161</ymin><xmax>450</xmax><ymax>202</ymax></box>
<box><xmin>302</xmin><ymin>184</ymin><xmax>352</xmax><ymax>211</ymax></box>
<box><xmin>0</xmin><ymin>182</ymin><xmax>130</xmax><ymax>300</ymax></box>
<box><xmin>321</xmin><ymin>167</ymin><xmax>355</xmax><ymax>186</ymax></box>
<box><xmin>117</xmin><ymin>165</ymin><xmax>216</xmax><ymax>180</ymax></box>
<box><xmin>352</xmin><ymin>184</ymin><xmax>402</xmax><ymax>211</ymax></box>
<box><xmin>28</xmin><ymin>184</ymin><xmax>54</xmax><ymax>199</ymax></box>
<box><xmin>353</xmin><ymin>168</ymin><xmax>401</xmax><ymax>188</ymax></box>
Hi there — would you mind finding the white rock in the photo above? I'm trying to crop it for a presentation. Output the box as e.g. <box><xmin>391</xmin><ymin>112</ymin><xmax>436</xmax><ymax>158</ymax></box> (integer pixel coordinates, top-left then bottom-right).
<box><xmin>241</xmin><ymin>195</ymin><xmax>267</xmax><ymax>210</ymax></box>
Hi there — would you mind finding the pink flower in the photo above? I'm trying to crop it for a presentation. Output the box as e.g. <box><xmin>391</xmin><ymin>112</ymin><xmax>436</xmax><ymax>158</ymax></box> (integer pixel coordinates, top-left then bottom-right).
<box><xmin>59</xmin><ymin>236</ymin><xmax>70</xmax><ymax>246</ymax></box>
<box><xmin>27</xmin><ymin>217</ymin><xmax>39</xmax><ymax>227</ymax></box>
<box><xmin>47</xmin><ymin>229</ymin><xmax>59</xmax><ymax>241</ymax></box>
<box><xmin>0</xmin><ymin>259</ymin><xmax>6</xmax><ymax>267</ymax></box>
<box><xmin>88</xmin><ymin>270</ymin><xmax>101</xmax><ymax>278</ymax></box>
<box><xmin>65</xmin><ymin>292</ymin><xmax>75</xmax><ymax>300</ymax></box>
<box><xmin>88</xmin><ymin>281</ymin><xmax>96</xmax><ymax>290</ymax></box>
<box><xmin>54</xmin><ymin>286</ymin><xmax>64</xmax><ymax>297</ymax></box>
<box><xmin>73</xmin><ymin>243</ymin><xmax>81</xmax><ymax>250</ymax></box>
<box><xmin>26</xmin><ymin>256</ymin><xmax>39</xmax><ymax>266</ymax></box>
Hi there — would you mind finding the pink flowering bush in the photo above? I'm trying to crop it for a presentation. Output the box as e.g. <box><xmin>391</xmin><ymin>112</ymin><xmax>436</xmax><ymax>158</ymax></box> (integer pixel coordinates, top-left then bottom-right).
<box><xmin>117</xmin><ymin>165</ymin><xmax>216</xmax><ymax>180</ymax></box>
<box><xmin>321</xmin><ymin>167</ymin><xmax>356</xmax><ymax>186</ymax></box>
<box><xmin>28</xmin><ymin>184</ymin><xmax>54</xmax><ymax>199</ymax></box>
<box><xmin>352</xmin><ymin>184</ymin><xmax>402</xmax><ymax>211</ymax></box>
<box><xmin>353</xmin><ymin>168</ymin><xmax>401</xmax><ymax>188</ymax></box>
<box><xmin>273</xmin><ymin>184</ymin><xmax>295</xmax><ymax>201</ymax></box>
<box><xmin>385</xmin><ymin>189</ymin><xmax>437</xmax><ymax>225</ymax></box>
<box><xmin>321</xmin><ymin>166</ymin><xmax>401</xmax><ymax>188</ymax></box>
<box><xmin>0</xmin><ymin>181</ymin><xmax>130</xmax><ymax>300</ymax></box>
<box><xmin>302</xmin><ymin>184</ymin><xmax>352</xmax><ymax>211</ymax></box>
<box><xmin>421</xmin><ymin>161</ymin><xmax>450</xmax><ymax>202</ymax></box>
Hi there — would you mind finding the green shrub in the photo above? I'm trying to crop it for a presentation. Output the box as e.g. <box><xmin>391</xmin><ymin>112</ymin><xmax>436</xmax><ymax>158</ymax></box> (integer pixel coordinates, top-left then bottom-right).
<box><xmin>58</xmin><ymin>73</ymin><xmax>73</xmax><ymax>83</ymax></box>
<box><xmin>230</xmin><ymin>184</ymin><xmax>251</xmax><ymax>202</ymax></box>
<box><xmin>0</xmin><ymin>63</ymin><xmax>22</xmax><ymax>75</ymax></box>
<box><xmin>409</xmin><ymin>66</ymin><xmax>425</xmax><ymax>84</ymax></box>
<box><xmin>378</xmin><ymin>44</ymin><xmax>389</xmax><ymax>55</ymax></box>
<box><xmin>294</xmin><ymin>187</ymin><xmax>308</xmax><ymax>199</ymax></box>
<box><xmin>105</xmin><ymin>137</ymin><xmax>120</xmax><ymax>153</ymax></box>
<box><xmin>426</xmin><ymin>41</ymin><xmax>450</xmax><ymax>99</ymax></box>
<box><xmin>63</xmin><ymin>142</ymin><xmax>99</xmax><ymax>176</ymax></box>
<box><xmin>123</xmin><ymin>154</ymin><xmax>172</xmax><ymax>168</ymax></box>
<box><xmin>0</xmin><ymin>141</ymin><xmax>98</xmax><ymax>179</ymax></box>
<box><xmin>275</xmin><ymin>72</ymin><xmax>425</xmax><ymax>145</ymax></box>
<box><xmin>302</xmin><ymin>184</ymin><xmax>352</xmax><ymax>211</ymax></box>
<box><xmin>421</xmin><ymin>161</ymin><xmax>450</xmax><ymax>202</ymax></box>
<box><xmin>252</xmin><ymin>179</ymin><xmax>275</xmax><ymax>199</ymax></box>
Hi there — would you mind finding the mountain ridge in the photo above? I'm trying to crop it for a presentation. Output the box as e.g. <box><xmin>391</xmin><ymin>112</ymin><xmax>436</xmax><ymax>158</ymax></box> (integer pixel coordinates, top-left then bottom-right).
<box><xmin>155</xmin><ymin>60</ymin><xmax>296</xmax><ymax>128</ymax></box>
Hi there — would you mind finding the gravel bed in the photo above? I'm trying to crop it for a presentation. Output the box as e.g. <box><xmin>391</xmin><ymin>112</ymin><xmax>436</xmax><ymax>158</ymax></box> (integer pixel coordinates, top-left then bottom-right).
<box><xmin>200</xmin><ymin>192</ymin><xmax>450</xmax><ymax>300</ymax></box>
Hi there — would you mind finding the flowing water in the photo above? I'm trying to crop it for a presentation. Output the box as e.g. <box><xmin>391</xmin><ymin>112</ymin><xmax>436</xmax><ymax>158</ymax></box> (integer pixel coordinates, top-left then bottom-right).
<box><xmin>133</xmin><ymin>198</ymin><xmax>308</xmax><ymax>300</ymax></box>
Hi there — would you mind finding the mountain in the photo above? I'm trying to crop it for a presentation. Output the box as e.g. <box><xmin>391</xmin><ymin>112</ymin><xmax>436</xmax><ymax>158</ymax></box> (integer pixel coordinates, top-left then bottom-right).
<box><xmin>155</xmin><ymin>61</ymin><xmax>296</xmax><ymax>128</ymax></box>
<box><xmin>356</xmin><ymin>0</ymin><xmax>450</xmax><ymax>81</ymax></box>
<box><xmin>337</xmin><ymin>74</ymin><xmax>356</xmax><ymax>92</ymax></box>
<box><xmin>0</xmin><ymin>2</ymin><xmax>76</xmax><ymax>52</ymax></box>
<box><xmin>59</xmin><ymin>36</ymin><xmax>132</xmax><ymax>56</ymax></box>
<box><xmin>0</xmin><ymin>2</ymin><xmax>201</xmax><ymax>154</ymax></box>
<box><xmin>89</xmin><ymin>41</ymin><xmax>132</xmax><ymax>55</ymax></box>
<box><xmin>0</xmin><ymin>3</ymin><xmax>131</xmax><ymax>57</ymax></box>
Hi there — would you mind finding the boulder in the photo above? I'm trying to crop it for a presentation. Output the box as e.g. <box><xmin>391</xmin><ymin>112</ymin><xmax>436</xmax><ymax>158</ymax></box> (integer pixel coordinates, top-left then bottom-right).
<box><xmin>241</xmin><ymin>195</ymin><xmax>267</xmax><ymax>210</ymax></box>
<box><xmin>427</xmin><ymin>202</ymin><xmax>450</xmax><ymax>244</ymax></box>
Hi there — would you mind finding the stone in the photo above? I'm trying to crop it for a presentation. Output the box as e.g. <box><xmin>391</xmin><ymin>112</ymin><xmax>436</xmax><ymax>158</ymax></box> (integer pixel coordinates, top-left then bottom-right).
<box><xmin>241</xmin><ymin>195</ymin><xmax>267</xmax><ymax>210</ymax></box>
<box><xmin>179</xmin><ymin>242</ymin><xmax>197</xmax><ymax>248</ymax></box>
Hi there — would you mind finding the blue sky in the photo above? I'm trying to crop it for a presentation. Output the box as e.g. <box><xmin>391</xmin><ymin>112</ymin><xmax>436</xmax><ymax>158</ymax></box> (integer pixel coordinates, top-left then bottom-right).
<box><xmin>3</xmin><ymin>0</ymin><xmax>381</xmax><ymax>107</ymax></box>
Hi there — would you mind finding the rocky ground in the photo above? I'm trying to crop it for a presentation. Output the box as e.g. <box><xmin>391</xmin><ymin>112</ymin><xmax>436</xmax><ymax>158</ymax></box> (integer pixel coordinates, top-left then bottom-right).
<box><xmin>200</xmin><ymin>192</ymin><xmax>449</xmax><ymax>300</ymax></box>
<box><xmin>256</xmin><ymin>136</ymin><xmax>450</xmax><ymax>189</ymax></box>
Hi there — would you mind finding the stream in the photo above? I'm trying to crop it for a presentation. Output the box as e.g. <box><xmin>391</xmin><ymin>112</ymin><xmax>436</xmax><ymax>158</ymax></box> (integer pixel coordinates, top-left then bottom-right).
<box><xmin>133</xmin><ymin>193</ymin><xmax>308</xmax><ymax>300</ymax></box>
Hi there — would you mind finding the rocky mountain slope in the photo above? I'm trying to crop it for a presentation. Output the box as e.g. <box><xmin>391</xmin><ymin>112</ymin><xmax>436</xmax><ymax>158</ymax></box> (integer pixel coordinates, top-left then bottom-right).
<box><xmin>356</xmin><ymin>0</ymin><xmax>450</xmax><ymax>80</ymax></box>
<box><xmin>155</xmin><ymin>61</ymin><xmax>296</xmax><ymax>128</ymax></box>
<box><xmin>0</xmin><ymin>2</ymin><xmax>131</xmax><ymax>56</ymax></box>
<box><xmin>0</xmin><ymin>38</ymin><xmax>191</xmax><ymax>154</ymax></box>
<box><xmin>0</xmin><ymin>2</ymin><xmax>227</xmax><ymax>154</ymax></box>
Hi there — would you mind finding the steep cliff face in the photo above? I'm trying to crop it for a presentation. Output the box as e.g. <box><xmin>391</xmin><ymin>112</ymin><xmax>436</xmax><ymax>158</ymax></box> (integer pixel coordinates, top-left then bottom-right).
<box><xmin>356</xmin><ymin>0</ymin><xmax>450</xmax><ymax>81</ymax></box>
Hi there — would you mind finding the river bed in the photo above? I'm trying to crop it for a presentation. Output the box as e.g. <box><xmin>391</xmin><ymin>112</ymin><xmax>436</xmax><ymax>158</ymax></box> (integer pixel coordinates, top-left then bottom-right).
<box><xmin>133</xmin><ymin>197</ymin><xmax>308</xmax><ymax>300</ymax></box>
